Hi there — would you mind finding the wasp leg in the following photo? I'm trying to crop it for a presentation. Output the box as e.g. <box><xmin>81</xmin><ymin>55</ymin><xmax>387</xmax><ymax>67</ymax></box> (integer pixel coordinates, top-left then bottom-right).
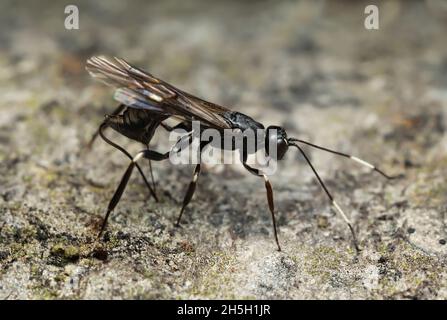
<box><xmin>175</xmin><ymin>141</ymin><xmax>210</xmax><ymax>227</ymax></box>
<box><xmin>99</xmin><ymin>123</ymin><xmax>158</xmax><ymax>202</ymax></box>
<box><xmin>145</xmin><ymin>145</ymin><xmax>157</xmax><ymax>200</ymax></box>
<box><xmin>143</xmin><ymin>121</ymin><xmax>193</xmax><ymax>197</ymax></box>
<box><xmin>97</xmin><ymin>149</ymin><xmax>170</xmax><ymax>239</ymax></box>
<box><xmin>176</xmin><ymin>164</ymin><xmax>200</xmax><ymax>227</ymax></box>
<box><xmin>242</xmin><ymin>155</ymin><xmax>281</xmax><ymax>252</ymax></box>
<box><xmin>160</xmin><ymin>121</ymin><xmax>191</xmax><ymax>133</ymax></box>
<box><xmin>98</xmin><ymin>134</ymin><xmax>194</xmax><ymax>239</ymax></box>
<box><xmin>142</xmin><ymin>121</ymin><xmax>194</xmax><ymax>200</ymax></box>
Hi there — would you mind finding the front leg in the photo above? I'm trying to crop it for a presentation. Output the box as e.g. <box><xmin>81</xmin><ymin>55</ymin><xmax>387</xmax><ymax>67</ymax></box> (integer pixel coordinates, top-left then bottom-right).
<box><xmin>242</xmin><ymin>157</ymin><xmax>281</xmax><ymax>252</ymax></box>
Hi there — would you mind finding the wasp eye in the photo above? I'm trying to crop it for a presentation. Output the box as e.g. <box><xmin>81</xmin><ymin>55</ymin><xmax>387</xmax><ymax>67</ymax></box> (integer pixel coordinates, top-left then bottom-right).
<box><xmin>265</xmin><ymin>126</ymin><xmax>288</xmax><ymax>160</ymax></box>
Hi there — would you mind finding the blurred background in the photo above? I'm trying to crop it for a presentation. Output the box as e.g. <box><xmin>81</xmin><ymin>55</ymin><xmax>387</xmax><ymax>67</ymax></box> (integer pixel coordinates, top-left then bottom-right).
<box><xmin>0</xmin><ymin>0</ymin><xmax>447</xmax><ymax>299</ymax></box>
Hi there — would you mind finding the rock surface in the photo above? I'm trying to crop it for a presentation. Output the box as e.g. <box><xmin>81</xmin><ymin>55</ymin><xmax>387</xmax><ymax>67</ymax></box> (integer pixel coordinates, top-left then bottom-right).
<box><xmin>0</xmin><ymin>0</ymin><xmax>446</xmax><ymax>299</ymax></box>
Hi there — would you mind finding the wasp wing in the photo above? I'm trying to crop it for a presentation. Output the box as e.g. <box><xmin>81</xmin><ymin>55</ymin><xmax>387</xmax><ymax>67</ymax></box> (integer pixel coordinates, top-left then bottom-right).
<box><xmin>86</xmin><ymin>56</ymin><xmax>232</xmax><ymax>129</ymax></box>
<box><xmin>113</xmin><ymin>88</ymin><xmax>165</xmax><ymax>113</ymax></box>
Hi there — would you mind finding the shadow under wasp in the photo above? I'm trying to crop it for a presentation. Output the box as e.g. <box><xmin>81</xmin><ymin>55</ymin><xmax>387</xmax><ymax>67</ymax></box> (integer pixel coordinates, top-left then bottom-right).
<box><xmin>85</xmin><ymin>56</ymin><xmax>398</xmax><ymax>252</ymax></box>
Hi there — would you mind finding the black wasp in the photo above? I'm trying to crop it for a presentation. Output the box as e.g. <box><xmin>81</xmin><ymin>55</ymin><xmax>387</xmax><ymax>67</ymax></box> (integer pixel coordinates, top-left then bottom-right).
<box><xmin>86</xmin><ymin>56</ymin><xmax>397</xmax><ymax>252</ymax></box>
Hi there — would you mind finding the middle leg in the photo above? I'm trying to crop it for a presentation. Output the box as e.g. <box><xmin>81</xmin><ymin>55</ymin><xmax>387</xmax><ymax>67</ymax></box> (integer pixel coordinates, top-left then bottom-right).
<box><xmin>175</xmin><ymin>141</ymin><xmax>210</xmax><ymax>226</ymax></box>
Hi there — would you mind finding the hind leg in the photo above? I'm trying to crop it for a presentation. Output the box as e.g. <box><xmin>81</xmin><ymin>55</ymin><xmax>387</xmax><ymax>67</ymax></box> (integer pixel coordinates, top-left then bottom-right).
<box><xmin>99</xmin><ymin>122</ymin><xmax>158</xmax><ymax>201</ymax></box>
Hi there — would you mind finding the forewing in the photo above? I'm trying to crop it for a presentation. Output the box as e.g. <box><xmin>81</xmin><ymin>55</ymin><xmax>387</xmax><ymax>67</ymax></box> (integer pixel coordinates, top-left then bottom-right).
<box><xmin>86</xmin><ymin>56</ymin><xmax>232</xmax><ymax>129</ymax></box>
<box><xmin>113</xmin><ymin>88</ymin><xmax>165</xmax><ymax>113</ymax></box>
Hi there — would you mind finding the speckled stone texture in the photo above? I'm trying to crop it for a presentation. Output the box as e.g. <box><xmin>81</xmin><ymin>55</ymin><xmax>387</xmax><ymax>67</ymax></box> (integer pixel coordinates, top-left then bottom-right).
<box><xmin>0</xmin><ymin>0</ymin><xmax>447</xmax><ymax>299</ymax></box>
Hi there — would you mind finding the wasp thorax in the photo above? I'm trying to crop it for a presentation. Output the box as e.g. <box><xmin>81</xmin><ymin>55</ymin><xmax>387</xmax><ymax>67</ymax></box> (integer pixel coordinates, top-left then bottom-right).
<box><xmin>265</xmin><ymin>126</ymin><xmax>289</xmax><ymax>160</ymax></box>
